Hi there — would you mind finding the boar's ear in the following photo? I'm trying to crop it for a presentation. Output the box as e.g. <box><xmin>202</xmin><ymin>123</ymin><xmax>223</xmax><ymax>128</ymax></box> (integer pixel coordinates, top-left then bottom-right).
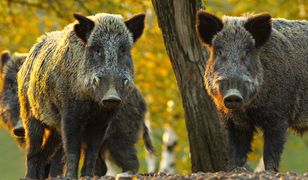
<box><xmin>244</xmin><ymin>13</ymin><xmax>272</xmax><ymax>48</ymax></box>
<box><xmin>73</xmin><ymin>13</ymin><xmax>95</xmax><ymax>43</ymax></box>
<box><xmin>125</xmin><ymin>13</ymin><xmax>145</xmax><ymax>42</ymax></box>
<box><xmin>0</xmin><ymin>50</ymin><xmax>10</xmax><ymax>70</ymax></box>
<box><xmin>196</xmin><ymin>10</ymin><xmax>223</xmax><ymax>46</ymax></box>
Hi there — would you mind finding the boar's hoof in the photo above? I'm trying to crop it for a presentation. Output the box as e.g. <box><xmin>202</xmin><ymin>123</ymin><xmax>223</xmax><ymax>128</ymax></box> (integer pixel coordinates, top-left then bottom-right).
<box><xmin>231</xmin><ymin>166</ymin><xmax>249</xmax><ymax>173</ymax></box>
<box><xmin>80</xmin><ymin>176</ymin><xmax>92</xmax><ymax>180</ymax></box>
<box><xmin>49</xmin><ymin>177</ymin><xmax>63</xmax><ymax>180</ymax></box>
<box><xmin>116</xmin><ymin>171</ymin><xmax>136</xmax><ymax>180</ymax></box>
<box><xmin>62</xmin><ymin>176</ymin><xmax>76</xmax><ymax>180</ymax></box>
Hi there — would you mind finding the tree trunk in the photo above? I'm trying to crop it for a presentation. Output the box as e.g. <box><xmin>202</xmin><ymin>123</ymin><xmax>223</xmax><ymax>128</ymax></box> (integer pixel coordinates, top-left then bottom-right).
<box><xmin>151</xmin><ymin>0</ymin><xmax>228</xmax><ymax>172</ymax></box>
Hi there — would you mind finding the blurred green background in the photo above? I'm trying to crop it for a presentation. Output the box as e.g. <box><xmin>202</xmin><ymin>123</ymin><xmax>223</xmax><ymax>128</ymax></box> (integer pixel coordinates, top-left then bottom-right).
<box><xmin>0</xmin><ymin>0</ymin><xmax>307</xmax><ymax>179</ymax></box>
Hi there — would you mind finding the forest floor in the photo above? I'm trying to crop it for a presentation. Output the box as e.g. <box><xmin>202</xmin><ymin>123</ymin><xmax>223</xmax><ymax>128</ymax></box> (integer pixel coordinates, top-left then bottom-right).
<box><xmin>91</xmin><ymin>170</ymin><xmax>308</xmax><ymax>180</ymax></box>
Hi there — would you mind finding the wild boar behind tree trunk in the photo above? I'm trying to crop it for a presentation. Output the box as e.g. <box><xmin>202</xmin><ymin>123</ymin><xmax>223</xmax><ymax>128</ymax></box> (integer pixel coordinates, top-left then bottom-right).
<box><xmin>0</xmin><ymin>51</ymin><xmax>26</xmax><ymax>146</ymax></box>
<box><xmin>18</xmin><ymin>12</ymin><xmax>146</xmax><ymax>179</ymax></box>
<box><xmin>196</xmin><ymin>11</ymin><xmax>308</xmax><ymax>171</ymax></box>
<box><xmin>0</xmin><ymin>51</ymin><xmax>65</xmax><ymax>178</ymax></box>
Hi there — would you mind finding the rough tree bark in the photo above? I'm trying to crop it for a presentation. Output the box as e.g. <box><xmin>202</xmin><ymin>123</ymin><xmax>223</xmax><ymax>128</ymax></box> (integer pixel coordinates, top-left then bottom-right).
<box><xmin>151</xmin><ymin>0</ymin><xmax>228</xmax><ymax>172</ymax></box>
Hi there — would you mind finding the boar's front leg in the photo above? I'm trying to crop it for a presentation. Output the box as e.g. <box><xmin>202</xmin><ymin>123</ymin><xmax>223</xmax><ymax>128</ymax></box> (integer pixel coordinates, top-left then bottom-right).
<box><xmin>25</xmin><ymin>120</ymin><xmax>61</xmax><ymax>179</ymax></box>
<box><xmin>61</xmin><ymin>107</ymin><xmax>82</xmax><ymax>179</ymax></box>
<box><xmin>227</xmin><ymin>121</ymin><xmax>254</xmax><ymax>170</ymax></box>
<box><xmin>80</xmin><ymin>120</ymin><xmax>110</xmax><ymax>177</ymax></box>
<box><xmin>49</xmin><ymin>146</ymin><xmax>65</xmax><ymax>178</ymax></box>
<box><xmin>263</xmin><ymin>121</ymin><xmax>288</xmax><ymax>171</ymax></box>
<box><xmin>36</xmin><ymin>131</ymin><xmax>62</xmax><ymax>179</ymax></box>
<box><xmin>25</xmin><ymin>117</ymin><xmax>45</xmax><ymax>179</ymax></box>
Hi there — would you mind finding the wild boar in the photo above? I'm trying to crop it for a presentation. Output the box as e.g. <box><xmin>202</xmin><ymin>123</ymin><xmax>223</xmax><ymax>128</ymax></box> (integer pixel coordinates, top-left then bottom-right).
<box><xmin>196</xmin><ymin>10</ymin><xmax>308</xmax><ymax>171</ymax></box>
<box><xmin>0</xmin><ymin>51</ymin><xmax>26</xmax><ymax>145</ymax></box>
<box><xmin>18</xmin><ymin>12</ymin><xmax>147</xmax><ymax>179</ymax></box>
<box><xmin>0</xmin><ymin>50</ymin><xmax>65</xmax><ymax>178</ymax></box>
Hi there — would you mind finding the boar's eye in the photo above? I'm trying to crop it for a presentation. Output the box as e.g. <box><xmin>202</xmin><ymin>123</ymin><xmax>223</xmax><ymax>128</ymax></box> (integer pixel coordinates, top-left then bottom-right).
<box><xmin>243</xmin><ymin>45</ymin><xmax>253</xmax><ymax>56</ymax></box>
<box><xmin>96</xmin><ymin>49</ymin><xmax>102</xmax><ymax>57</ymax></box>
<box><xmin>119</xmin><ymin>44</ymin><xmax>127</xmax><ymax>54</ymax></box>
<box><xmin>93</xmin><ymin>47</ymin><xmax>103</xmax><ymax>58</ymax></box>
<box><xmin>214</xmin><ymin>46</ymin><xmax>223</xmax><ymax>56</ymax></box>
<box><xmin>240</xmin><ymin>56</ymin><xmax>247</xmax><ymax>64</ymax></box>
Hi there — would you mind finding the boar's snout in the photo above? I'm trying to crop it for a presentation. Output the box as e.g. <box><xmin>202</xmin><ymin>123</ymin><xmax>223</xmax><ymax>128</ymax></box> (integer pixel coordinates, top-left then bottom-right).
<box><xmin>223</xmin><ymin>89</ymin><xmax>243</xmax><ymax>110</ymax></box>
<box><xmin>102</xmin><ymin>87</ymin><xmax>122</xmax><ymax>109</ymax></box>
<box><xmin>12</xmin><ymin>120</ymin><xmax>25</xmax><ymax>137</ymax></box>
